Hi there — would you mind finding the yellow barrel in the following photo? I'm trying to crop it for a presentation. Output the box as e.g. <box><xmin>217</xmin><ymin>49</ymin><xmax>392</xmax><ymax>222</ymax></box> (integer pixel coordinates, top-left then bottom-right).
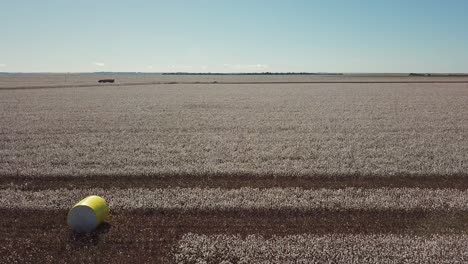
<box><xmin>67</xmin><ymin>195</ymin><xmax>109</xmax><ymax>233</ymax></box>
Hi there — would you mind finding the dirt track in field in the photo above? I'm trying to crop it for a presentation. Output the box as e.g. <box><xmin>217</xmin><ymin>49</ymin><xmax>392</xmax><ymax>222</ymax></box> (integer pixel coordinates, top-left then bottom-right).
<box><xmin>2</xmin><ymin>173</ymin><xmax>468</xmax><ymax>190</ymax></box>
<box><xmin>1</xmin><ymin>208</ymin><xmax>468</xmax><ymax>263</ymax></box>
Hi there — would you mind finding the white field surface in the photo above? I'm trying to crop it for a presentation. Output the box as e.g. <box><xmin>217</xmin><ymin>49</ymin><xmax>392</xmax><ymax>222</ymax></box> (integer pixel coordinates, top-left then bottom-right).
<box><xmin>1</xmin><ymin>187</ymin><xmax>467</xmax><ymax>211</ymax></box>
<box><xmin>174</xmin><ymin>233</ymin><xmax>468</xmax><ymax>264</ymax></box>
<box><xmin>1</xmin><ymin>82</ymin><xmax>468</xmax><ymax>177</ymax></box>
<box><xmin>2</xmin><ymin>76</ymin><xmax>468</xmax><ymax>262</ymax></box>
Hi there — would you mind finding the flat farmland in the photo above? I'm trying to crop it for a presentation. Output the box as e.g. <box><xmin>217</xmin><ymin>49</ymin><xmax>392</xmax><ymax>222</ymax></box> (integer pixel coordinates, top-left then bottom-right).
<box><xmin>1</xmin><ymin>76</ymin><xmax>468</xmax><ymax>263</ymax></box>
<box><xmin>2</xmin><ymin>73</ymin><xmax>468</xmax><ymax>89</ymax></box>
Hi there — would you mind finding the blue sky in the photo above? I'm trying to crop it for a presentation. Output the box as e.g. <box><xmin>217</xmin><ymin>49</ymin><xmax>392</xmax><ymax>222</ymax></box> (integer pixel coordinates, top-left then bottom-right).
<box><xmin>1</xmin><ymin>0</ymin><xmax>468</xmax><ymax>73</ymax></box>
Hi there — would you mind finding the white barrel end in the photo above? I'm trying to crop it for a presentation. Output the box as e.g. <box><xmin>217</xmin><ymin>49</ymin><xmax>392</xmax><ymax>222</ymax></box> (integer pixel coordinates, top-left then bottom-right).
<box><xmin>67</xmin><ymin>205</ymin><xmax>98</xmax><ymax>233</ymax></box>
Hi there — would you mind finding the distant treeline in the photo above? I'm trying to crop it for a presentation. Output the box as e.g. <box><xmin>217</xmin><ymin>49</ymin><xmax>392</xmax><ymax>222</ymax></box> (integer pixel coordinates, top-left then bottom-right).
<box><xmin>409</xmin><ymin>73</ymin><xmax>468</xmax><ymax>77</ymax></box>
<box><xmin>162</xmin><ymin>72</ymin><xmax>344</xmax><ymax>75</ymax></box>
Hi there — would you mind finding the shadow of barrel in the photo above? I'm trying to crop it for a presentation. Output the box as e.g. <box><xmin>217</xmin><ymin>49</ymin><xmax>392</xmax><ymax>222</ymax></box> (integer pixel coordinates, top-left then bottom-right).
<box><xmin>69</xmin><ymin>222</ymin><xmax>112</xmax><ymax>247</ymax></box>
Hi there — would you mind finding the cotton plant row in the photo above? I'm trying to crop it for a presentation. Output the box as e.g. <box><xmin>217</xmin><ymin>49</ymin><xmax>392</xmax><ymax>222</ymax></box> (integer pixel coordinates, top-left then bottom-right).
<box><xmin>1</xmin><ymin>187</ymin><xmax>468</xmax><ymax>211</ymax></box>
<box><xmin>173</xmin><ymin>233</ymin><xmax>468</xmax><ymax>264</ymax></box>
<box><xmin>1</xmin><ymin>84</ymin><xmax>468</xmax><ymax>178</ymax></box>
<box><xmin>2</xmin><ymin>128</ymin><xmax>467</xmax><ymax>177</ymax></box>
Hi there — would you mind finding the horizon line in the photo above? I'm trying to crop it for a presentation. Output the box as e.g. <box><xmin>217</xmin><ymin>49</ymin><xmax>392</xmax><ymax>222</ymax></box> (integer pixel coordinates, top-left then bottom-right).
<box><xmin>1</xmin><ymin>72</ymin><xmax>468</xmax><ymax>75</ymax></box>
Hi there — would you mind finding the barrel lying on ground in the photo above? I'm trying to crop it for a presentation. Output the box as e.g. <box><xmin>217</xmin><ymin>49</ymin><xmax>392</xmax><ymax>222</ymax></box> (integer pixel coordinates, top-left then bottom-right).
<box><xmin>67</xmin><ymin>195</ymin><xmax>109</xmax><ymax>233</ymax></box>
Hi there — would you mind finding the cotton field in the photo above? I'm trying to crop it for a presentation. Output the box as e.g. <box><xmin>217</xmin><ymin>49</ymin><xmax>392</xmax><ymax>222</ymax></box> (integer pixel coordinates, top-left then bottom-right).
<box><xmin>1</xmin><ymin>74</ymin><xmax>468</xmax><ymax>262</ymax></box>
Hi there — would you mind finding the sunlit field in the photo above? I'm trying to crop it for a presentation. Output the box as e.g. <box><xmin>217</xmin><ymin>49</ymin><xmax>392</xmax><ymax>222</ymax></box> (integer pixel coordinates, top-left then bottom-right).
<box><xmin>1</xmin><ymin>74</ymin><xmax>468</xmax><ymax>262</ymax></box>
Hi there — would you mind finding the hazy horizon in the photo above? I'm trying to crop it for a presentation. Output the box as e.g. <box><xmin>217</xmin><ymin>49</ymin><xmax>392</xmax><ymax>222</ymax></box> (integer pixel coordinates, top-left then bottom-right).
<box><xmin>1</xmin><ymin>72</ymin><xmax>468</xmax><ymax>75</ymax></box>
<box><xmin>1</xmin><ymin>0</ymin><xmax>468</xmax><ymax>73</ymax></box>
